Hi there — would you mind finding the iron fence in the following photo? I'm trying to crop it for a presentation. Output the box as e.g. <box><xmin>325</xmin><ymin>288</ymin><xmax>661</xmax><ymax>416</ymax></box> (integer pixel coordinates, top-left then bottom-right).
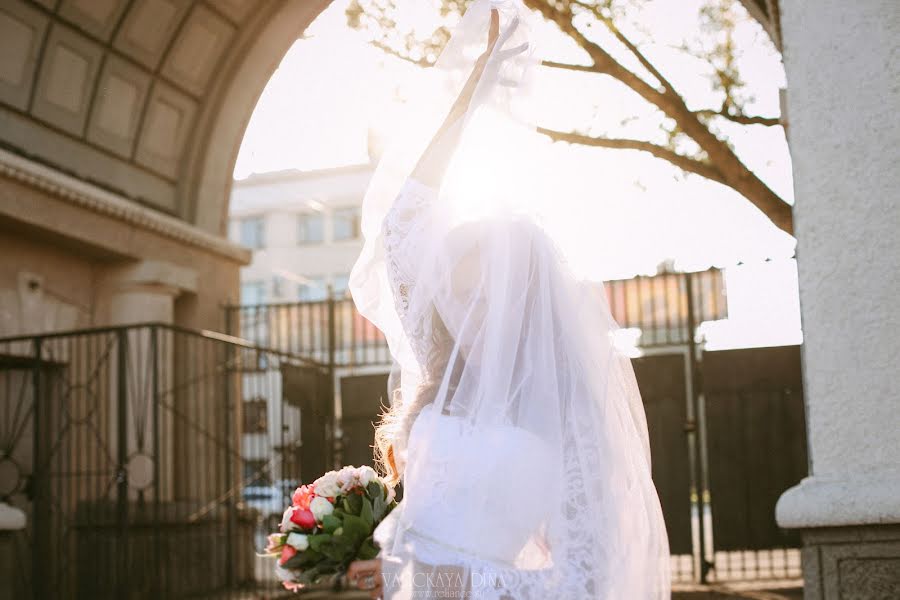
<box><xmin>224</xmin><ymin>266</ymin><xmax>806</xmax><ymax>587</ymax></box>
<box><xmin>0</xmin><ymin>323</ymin><xmax>328</xmax><ymax>599</ymax></box>
<box><xmin>223</xmin><ymin>267</ymin><xmax>728</xmax><ymax>366</ymax></box>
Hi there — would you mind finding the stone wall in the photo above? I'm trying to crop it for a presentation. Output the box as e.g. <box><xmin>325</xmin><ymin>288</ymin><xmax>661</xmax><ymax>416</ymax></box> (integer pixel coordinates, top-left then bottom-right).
<box><xmin>776</xmin><ymin>2</ymin><xmax>900</xmax><ymax>598</ymax></box>
<box><xmin>0</xmin><ymin>150</ymin><xmax>249</xmax><ymax>334</ymax></box>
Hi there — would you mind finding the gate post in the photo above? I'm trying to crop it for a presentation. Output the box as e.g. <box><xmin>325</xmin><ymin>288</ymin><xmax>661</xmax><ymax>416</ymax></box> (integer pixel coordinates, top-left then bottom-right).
<box><xmin>223</xmin><ymin>338</ymin><xmax>236</xmax><ymax>588</ymax></box>
<box><xmin>685</xmin><ymin>272</ymin><xmax>712</xmax><ymax>582</ymax></box>
<box><xmin>115</xmin><ymin>329</ymin><xmax>129</xmax><ymax>598</ymax></box>
<box><xmin>31</xmin><ymin>338</ymin><xmax>46</xmax><ymax>600</ymax></box>
<box><xmin>327</xmin><ymin>287</ymin><xmax>338</xmax><ymax>470</ymax></box>
<box><xmin>150</xmin><ymin>326</ymin><xmax>162</xmax><ymax>598</ymax></box>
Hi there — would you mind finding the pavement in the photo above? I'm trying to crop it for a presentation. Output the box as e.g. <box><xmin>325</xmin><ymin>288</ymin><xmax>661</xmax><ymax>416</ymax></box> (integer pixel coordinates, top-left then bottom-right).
<box><xmin>673</xmin><ymin>579</ymin><xmax>803</xmax><ymax>599</ymax></box>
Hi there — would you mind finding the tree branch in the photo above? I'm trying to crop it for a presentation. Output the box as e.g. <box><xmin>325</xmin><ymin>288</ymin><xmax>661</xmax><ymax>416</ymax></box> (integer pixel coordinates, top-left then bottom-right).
<box><xmin>571</xmin><ymin>0</ymin><xmax>676</xmax><ymax>94</ymax></box>
<box><xmin>541</xmin><ymin>60</ymin><xmax>602</xmax><ymax>73</ymax></box>
<box><xmin>536</xmin><ymin>126</ymin><xmax>727</xmax><ymax>185</ymax></box>
<box><xmin>370</xmin><ymin>42</ymin><xmax>603</xmax><ymax>74</ymax></box>
<box><xmin>524</xmin><ymin>1</ymin><xmax>664</xmax><ymax>105</ymax></box>
<box><xmin>696</xmin><ymin>109</ymin><xmax>781</xmax><ymax>126</ymax></box>
<box><xmin>370</xmin><ymin>40</ymin><xmax>433</xmax><ymax>68</ymax></box>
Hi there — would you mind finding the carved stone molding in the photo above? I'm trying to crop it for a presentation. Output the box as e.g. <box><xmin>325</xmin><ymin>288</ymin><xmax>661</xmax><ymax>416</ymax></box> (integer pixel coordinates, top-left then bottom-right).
<box><xmin>0</xmin><ymin>148</ymin><xmax>250</xmax><ymax>264</ymax></box>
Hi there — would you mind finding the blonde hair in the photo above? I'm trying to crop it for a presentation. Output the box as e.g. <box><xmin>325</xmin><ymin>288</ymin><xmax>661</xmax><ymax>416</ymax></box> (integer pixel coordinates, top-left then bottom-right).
<box><xmin>373</xmin><ymin>309</ymin><xmax>457</xmax><ymax>487</ymax></box>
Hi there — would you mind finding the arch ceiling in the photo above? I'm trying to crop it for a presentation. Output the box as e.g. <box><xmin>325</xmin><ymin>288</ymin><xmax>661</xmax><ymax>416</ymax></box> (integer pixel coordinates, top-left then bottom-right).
<box><xmin>0</xmin><ymin>0</ymin><xmax>332</xmax><ymax>234</ymax></box>
<box><xmin>0</xmin><ymin>0</ymin><xmax>782</xmax><ymax>236</ymax></box>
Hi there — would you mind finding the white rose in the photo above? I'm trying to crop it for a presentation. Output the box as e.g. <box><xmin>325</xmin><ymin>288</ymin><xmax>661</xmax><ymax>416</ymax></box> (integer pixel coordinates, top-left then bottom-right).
<box><xmin>280</xmin><ymin>506</ymin><xmax>299</xmax><ymax>532</ymax></box>
<box><xmin>356</xmin><ymin>465</ymin><xmax>377</xmax><ymax>487</ymax></box>
<box><xmin>310</xmin><ymin>496</ymin><xmax>335</xmax><ymax>521</ymax></box>
<box><xmin>337</xmin><ymin>466</ymin><xmax>359</xmax><ymax>493</ymax></box>
<box><xmin>313</xmin><ymin>471</ymin><xmax>341</xmax><ymax>498</ymax></box>
<box><xmin>286</xmin><ymin>532</ymin><xmax>309</xmax><ymax>551</ymax></box>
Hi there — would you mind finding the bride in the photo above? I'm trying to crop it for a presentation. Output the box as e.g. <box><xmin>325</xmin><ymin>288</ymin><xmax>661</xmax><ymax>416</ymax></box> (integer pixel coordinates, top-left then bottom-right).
<box><xmin>346</xmin><ymin>1</ymin><xmax>670</xmax><ymax>598</ymax></box>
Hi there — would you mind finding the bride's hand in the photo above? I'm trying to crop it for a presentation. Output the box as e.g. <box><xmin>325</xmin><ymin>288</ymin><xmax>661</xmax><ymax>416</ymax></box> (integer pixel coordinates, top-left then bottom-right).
<box><xmin>485</xmin><ymin>9</ymin><xmax>527</xmax><ymax>63</ymax></box>
<box><xmin>347</xmin><ymin>558</ymin><xmax>383</xmax><ymax>599</ymax></box>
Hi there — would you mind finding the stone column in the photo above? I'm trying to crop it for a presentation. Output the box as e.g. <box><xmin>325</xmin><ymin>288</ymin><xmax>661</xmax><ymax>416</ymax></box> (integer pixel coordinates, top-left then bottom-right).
<box><xmin>104</xmin><ymin>260</ymin><xmax>198</xmax><ymax>502</ymax></box>
<box><xmin>775</xmin><ymin>2</ymin><xmax>900</xmax><ymax>598</ymax></box>
<box><xmin>106</xmin><ymin>260</ymin><xmax>198</xmax><ymax>326</ymax></box>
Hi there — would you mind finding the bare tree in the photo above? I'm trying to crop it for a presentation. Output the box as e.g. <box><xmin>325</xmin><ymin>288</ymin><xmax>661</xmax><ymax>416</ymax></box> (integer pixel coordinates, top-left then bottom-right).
<box><xmin>347</xmin><ymin>0</ymin><xmax>793</xmax><ymax>234</ymax></box>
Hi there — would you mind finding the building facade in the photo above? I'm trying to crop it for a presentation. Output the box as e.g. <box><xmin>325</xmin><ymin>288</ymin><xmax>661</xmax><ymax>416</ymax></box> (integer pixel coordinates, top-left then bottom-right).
<box><xmin>229</xmin><ymin>164</ymin><xmax>374</xmax><ymax>306</ymax></box>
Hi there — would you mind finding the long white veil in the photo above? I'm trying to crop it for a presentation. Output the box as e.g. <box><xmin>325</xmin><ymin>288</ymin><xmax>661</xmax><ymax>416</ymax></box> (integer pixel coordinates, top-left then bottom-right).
<box><xmin>349</xmin><ymin>1</ymin><xmax>670</xmax><ymax>597</ymax></box>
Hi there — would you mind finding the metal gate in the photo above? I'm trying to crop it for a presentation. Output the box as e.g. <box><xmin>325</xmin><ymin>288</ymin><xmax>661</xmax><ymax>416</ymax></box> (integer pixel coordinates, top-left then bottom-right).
<box><xmin>632</xmin><ymin>352</ymin><xmax>695</xmax><ymax>580</ymax></box>
<box><xmin>702</xmin><ymin>345</ymin><xmax>807</xmax><ymax>581</ymax></box>
<box><xmin>0</xmin><ymin>323</ymin><xmax>329</xmax><ymax>599</ymax></box>
<box><xmin>223</xmin><ymin>267</ymin><xmax>808</xmax><ymax>585</ymax></box>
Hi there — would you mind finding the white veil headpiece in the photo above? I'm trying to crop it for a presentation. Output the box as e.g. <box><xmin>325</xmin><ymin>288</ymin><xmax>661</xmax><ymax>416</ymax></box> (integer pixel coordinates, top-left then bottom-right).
<box><xmin>349</xmin><ymin>1</ymin><xmax>670</xmax><ymax>597</ymax></box>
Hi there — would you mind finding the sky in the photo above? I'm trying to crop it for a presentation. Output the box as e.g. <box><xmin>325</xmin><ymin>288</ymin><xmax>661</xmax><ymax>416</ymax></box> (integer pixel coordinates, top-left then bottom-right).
<box><xmin>233</xmin><ymin>0</ymin><xmax>801</xmax><ymax>347</ymax></box>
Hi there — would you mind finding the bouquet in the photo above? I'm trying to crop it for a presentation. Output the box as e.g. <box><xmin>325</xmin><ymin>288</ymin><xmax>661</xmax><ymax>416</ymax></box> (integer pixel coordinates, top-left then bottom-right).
<box><xmin>261</xmin><ymin>465</ymin><xmax>397</xmax><ymax>590</ymax></box>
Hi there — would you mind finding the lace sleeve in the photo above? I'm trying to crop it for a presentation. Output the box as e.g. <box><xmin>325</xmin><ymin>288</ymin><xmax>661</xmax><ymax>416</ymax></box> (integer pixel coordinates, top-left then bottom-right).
<box><xmin>381</xmin><ymin>178</ymin><xmax>437</xmax><ymax>324</ymax></box>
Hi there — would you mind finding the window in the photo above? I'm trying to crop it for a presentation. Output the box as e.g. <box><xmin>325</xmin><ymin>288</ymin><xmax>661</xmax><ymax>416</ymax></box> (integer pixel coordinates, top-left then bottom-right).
<box><xmin>271</xmin><ymin>276</ymin><xmax>285</xmax><ymax>299</ymax></box>
<box><xmin>298</xmin><ymin>212</ymin><xmax>324</xmax><ymax>244</ymax></box>
<box><xmin>332</xmin><ymin>274</ymin><xmax>351</xmax><ymax>298</ymax></box>
<box><xmin>243</xmin><ymin>459</ymin><xmax>270</xmax><ymax>487</ymax></box>
<box><xmin>298</xmin><ymin>276</ymin><xmax>328</xmax><ymax>301</ymax></box>
<box><xmin>243</xmin><ymin>398</ymin><xmax>268</xmax><ymax>434</ymax></box>
<box><xmin>240</xmin><ymin>281</ymin><xmax>265</xmax><ymax>305</ymax></box>
<box><xmin>239</xmin><ymin>217</ymin><xmax>265</xmax><ymax>249</ymax></box>
<box><xmin>333</xmin><ymin>207</ymin><xmax>361</xmax><ymax>241</ymax></box>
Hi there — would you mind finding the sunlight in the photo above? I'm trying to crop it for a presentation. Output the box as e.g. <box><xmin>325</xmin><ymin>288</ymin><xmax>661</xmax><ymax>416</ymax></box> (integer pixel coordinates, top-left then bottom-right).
<box><xmin>232</xmin><ymin>0</ymin><xmax>802</xmax><ymax>347</ymax></box>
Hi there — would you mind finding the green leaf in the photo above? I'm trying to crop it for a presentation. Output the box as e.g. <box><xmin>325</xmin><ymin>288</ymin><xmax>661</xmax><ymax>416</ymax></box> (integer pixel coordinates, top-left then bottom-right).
<box><xmin>360</xmin><ymin>496</ymin><xmax>374</xmax><ymax>528</ymax></box>
<box><xmin>307</xmin><ymin>533</ymin><xmax>349</xmax><ymax>562</ymax></box>
<box><xmin>296</xmin><ymin>548</ymin><xmax>322</xmax><ymax>567</ymax></box>
<box><xmin>341</xmin><ymin>513</ymin><xmax>369</xmax><ymax>545</ymax></box>
<box><xmin>321</xmin><ymin>540</ymin><xmax>348</xmax><ymax>562</ymax></box>
<box><xmin>345</xmin><ymin>493</ymin><xmax>363</xmax><ymax>516</ymax></box>
<box><xmin>357</xmin><ymin>536</ymin><xmax>380</xmax><ymax>560</ymax></box>
<box><xmin>307</xmin><ymin>533</ymin><xmax>333</xmax><ymax>552</ymax></box>
<box><xmin>330</xmin><ymin>533</ymin><xmax>354</xmax><ymax>557</ymax></box>
<box><xmin>297</xmin><ymin>565</ymin><xmax>319</xmax><ymax>584</ymax></box>
<box><xmin>373</xmin><ymin>494</ymin><xmax>386</xmax><ymax>522</ymax></box>
<box><xmin>321</xmin><ymin>514</ymin><xmax>342</xmax><ymax>533</ymax></box>
<box><xmin>366</xmin><ymin>481</ymin><xmax>383</xmax><ymax>500</ymax></box>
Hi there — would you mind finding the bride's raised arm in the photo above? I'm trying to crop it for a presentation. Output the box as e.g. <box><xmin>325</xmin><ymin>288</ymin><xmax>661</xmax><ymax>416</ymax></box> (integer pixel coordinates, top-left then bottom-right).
<box><xmin>410</xmin><ymin>8</ymin><xmax>525</xmax><ymax>188</ymax></box>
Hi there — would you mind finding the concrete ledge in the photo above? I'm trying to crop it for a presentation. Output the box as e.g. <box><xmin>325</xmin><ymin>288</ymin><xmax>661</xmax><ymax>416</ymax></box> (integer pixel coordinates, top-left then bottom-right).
<box><xmin>776</xmin><ymin>471</ymin><xmax>900</xmax><ymax>529</ymax></box>
<box><xmin>107</xmin><ymin>260</ymin><xmax>199</xmax><ymax>295</ymax></box>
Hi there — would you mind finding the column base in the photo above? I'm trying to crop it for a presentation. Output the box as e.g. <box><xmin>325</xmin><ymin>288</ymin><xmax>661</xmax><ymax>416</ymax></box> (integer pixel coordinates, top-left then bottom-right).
<box><xmin>798</xmin><ymin>524</ymin><xmax>900</xmax><ymax>599</ymax></box>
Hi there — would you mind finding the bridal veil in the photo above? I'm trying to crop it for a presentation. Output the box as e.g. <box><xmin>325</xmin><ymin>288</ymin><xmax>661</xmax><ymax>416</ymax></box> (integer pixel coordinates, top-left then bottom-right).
<box><xmin>349</xmin><ymin>1</ymin><xmax>670</xmax><ymax>597</ymax></box>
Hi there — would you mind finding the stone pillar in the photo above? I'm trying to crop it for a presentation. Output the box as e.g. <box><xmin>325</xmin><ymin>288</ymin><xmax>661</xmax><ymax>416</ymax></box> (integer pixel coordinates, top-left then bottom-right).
<box><xmin>776</xmin><ymin>2</ymin><xmax>900</xmax><ymax>598</ymax></box>
<box><xmin>104</xmin><ymin>260</ymin><xmax>198</xmax><ymax>502</ymax></box>
<box><xmin>106</xmin><ymin>260</ymin><xmax>198</xmax><ymax>326</ymax></box>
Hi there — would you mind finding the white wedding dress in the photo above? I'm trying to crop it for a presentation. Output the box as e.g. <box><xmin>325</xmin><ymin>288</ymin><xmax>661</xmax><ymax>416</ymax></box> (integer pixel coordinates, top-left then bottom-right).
<box><xmin>372</xmin><ymin>179</ymin><xmax>558</xmax><ymax>597</ymax></box>
<box><xmin>349</xmin><ymin>2</ymin><xmax>670</xmax><ymax>598</ymax></box>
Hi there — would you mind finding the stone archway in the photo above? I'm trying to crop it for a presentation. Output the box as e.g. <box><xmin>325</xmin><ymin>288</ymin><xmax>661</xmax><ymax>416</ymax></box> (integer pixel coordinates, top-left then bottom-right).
<box><xmin>0</xmin><ymin>0</ymin><xmax>332</xmax><ymax>232</ymax></box>
<box><xmin>0</xmin><ymin>0</ymin><xmax>332</xmax><ymax>332</ymax></box>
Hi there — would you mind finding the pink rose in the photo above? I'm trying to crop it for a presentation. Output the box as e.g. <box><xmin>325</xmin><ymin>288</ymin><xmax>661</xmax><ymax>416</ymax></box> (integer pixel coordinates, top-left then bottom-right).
<box><xmin>289</xmin><ymin>508</ymin><xmax>316</xmax><ymax>530</ymax></box>
<box><xmin>279</xmin><ymin>544</ymin><xmax>297</xmax><ymax>565</ymax></box>
<box><xmin>292</xmin><ymin>484</ymin><xmax>314</xmax><ymax>510</ymax></box>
